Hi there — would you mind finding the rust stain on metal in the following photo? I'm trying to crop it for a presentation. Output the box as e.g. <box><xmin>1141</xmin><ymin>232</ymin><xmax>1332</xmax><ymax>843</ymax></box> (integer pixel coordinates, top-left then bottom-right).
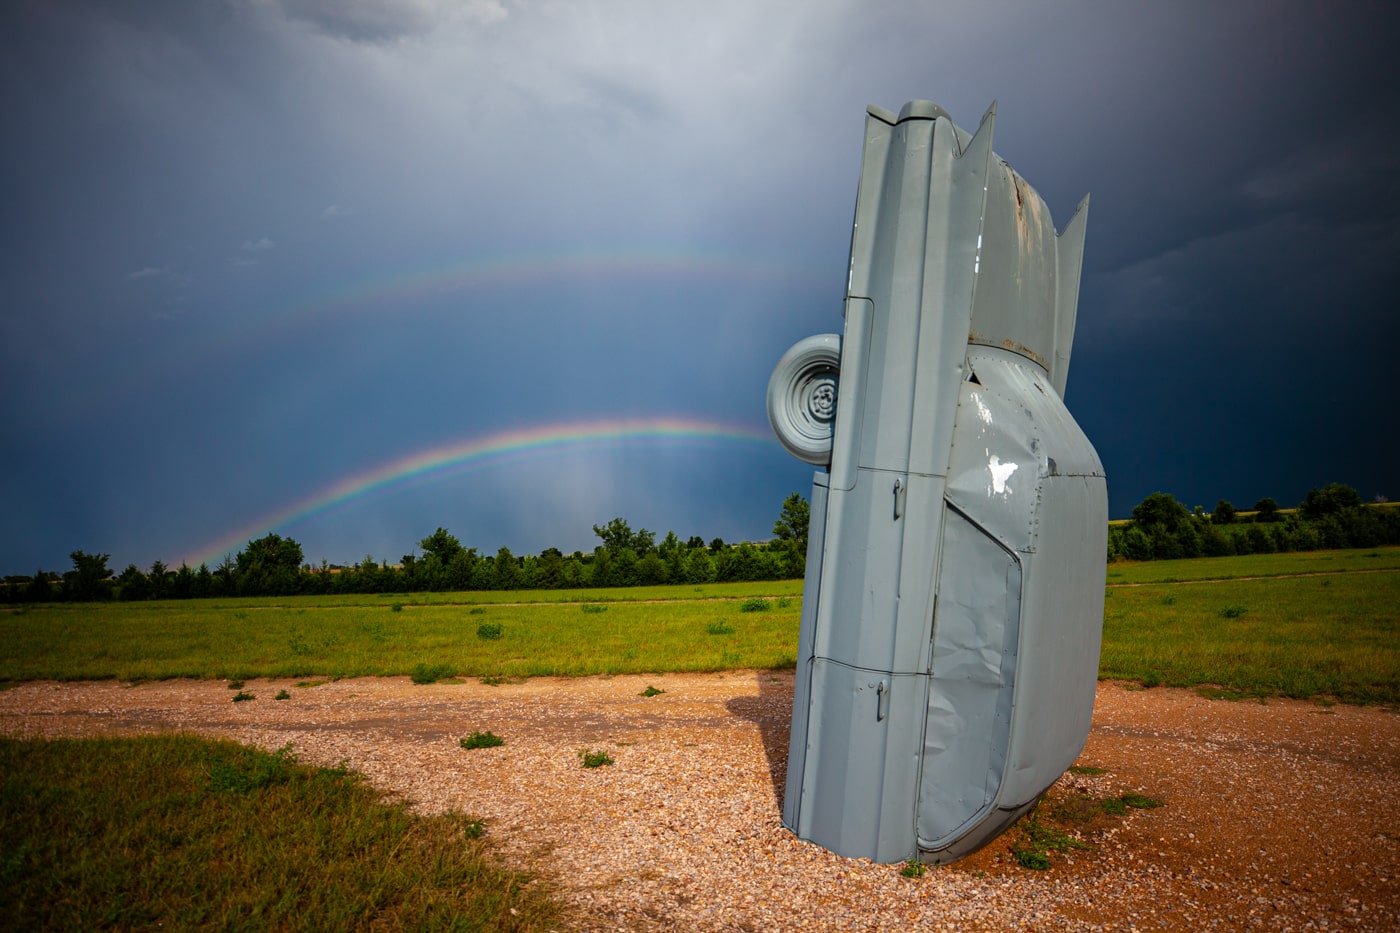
<box><xmin>1001</xmin><ymin>337</ymin><xmax>1046</xmax><ymax>367</ymax></box>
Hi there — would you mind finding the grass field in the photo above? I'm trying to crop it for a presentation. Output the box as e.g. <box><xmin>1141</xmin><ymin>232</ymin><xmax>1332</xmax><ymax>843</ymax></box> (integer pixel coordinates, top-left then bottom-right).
<box><xmin>3</xmin><ymin>547</ymin><xmax>1397</xmax><ymax>927</ymax></box>
<box><xmin>1</xmin><ymin>548</ymin><xmax>1396</xmax><ymax>702</ymax></box>
<box><xmin>0</xmin><ymin>734</ymin><xmax>559</xmax><ymax>931</ymax></box>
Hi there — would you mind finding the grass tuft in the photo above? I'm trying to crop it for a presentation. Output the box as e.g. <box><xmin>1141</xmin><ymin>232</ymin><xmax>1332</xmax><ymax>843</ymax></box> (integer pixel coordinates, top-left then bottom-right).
<box><xmin>476</xmin><ymin>622</ymin><xmax>504</xmax><ymax>640</ymax></box>
<box><xmin>460</xmin><ymin>731</ymin><xmax>504</xmax><ymax>750</ymax></box>
<box><xmin>231</xmin><ymin>691</ymin><xmax>254</xmax><ymax>702</ymax></box>
<box><xmin>578</xmin><ymin>748</ymin><xmax>613</xmax><ymax>769</ymax></box>
<box><xmin>409</xmin><ymin>663</ymin><xmax>454</xmax><ymax>685</ymax></box>
<box><xmin>739</xmin><ymin>598</ymin><xmax>770</xmax><ymax>613</ymax></box>
<box><xmin>639</xmin><ymin>685</ymin><xmax>665</xmax><ymax>697</ymax></box>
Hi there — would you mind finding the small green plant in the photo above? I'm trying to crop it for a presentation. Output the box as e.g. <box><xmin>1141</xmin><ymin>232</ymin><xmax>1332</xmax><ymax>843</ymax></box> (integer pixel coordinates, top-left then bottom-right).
<box><xmin>227</xmin><ymin>680</ymin><xmax>244</xmax><ymax>690</ymax></box>
<box><xmin>476</xmin><ymin>622</ymin><xmax>503</xmax><ymax>640</ymax></box>
<box><xmin>468</xmin><ymin>607</ymin><xmax>486</xmax><ymax>615</ymax></box>
<box><xmin>295</xmin><ymin>680</ymin><xmax>327</xmax><ymax>688</ymax></box>
<box><xmin>274</xmin><ymin>690</ymin><xmax>290</xmax><ymax>701</ymax></box>
<box><xmin>391</xmin><ymin>602</ymin><xmax>403</xmax><ymax>612</ymax></box>
<box><xmin>739</xmin><ymin>598</ymin><xmax>770</xmax><ymax>612</ymax></box>
<box><xmin>640</xmin><ymin>685</ymin><xmax>665</xmax><ymax>697</ymax></box>
<box><xmin>899</xmin><ymin>859</ymin><xmax>927</xmax><ymax>878</ymax></box>
<box><xmin>580</xmin><ymin>604</ymin><xmax>608</xmax><ymax>614</ymax></box>
<box><xmin>460</xmin><ymin>731</ymin><xmax>504</xmax><ymax>750</ymax></box>
<box><xmin>1121</xmin><ymin>792</ymin><xmax>1163</xmax><ymax>809</ymax></box>
<box><xmin>1160</xmin><ymin>594</ymin><xmax>1176</xmax><ymax>606</ymax></box>
<box><xmin>1139</xmin><ymin>672</ymin><xmax>1162</xmax><ymax>688</ymax></box>
<box><xmin>579</xmin><ymin>748</ymin><xmax>613</xmax><ymax>769</ymax></box>
<box><xmin>1220</xmin><ymin>605</ymin><xmax>1247</xmax><ymax>618</ymax></box>
<box><xmin>231</xmin><ymin>691</ymin><xmax>255</xmax><ymax>702</ymax></box>
<box><xmin>1068</xmin><ymin>765</ymin><xmax>1106</xmax><ymax>775</ymax></box>
<box><xmin>1008</xmin><ymin>802</ymin><xmax>1088</xmax><ymax>870</ymax></box>
<box><xmin>410</xmin><ymin>663</ymin><xmax>454</xmax><ymax>684</ymax></box>
<box><xmin>777</xmin><ymin>597</ymin><xmax>792</xmax><ymax>609</ymax></box>
<box><xmin>706</xmin><ymin>620</ymin><xmax>734</xmax><ymax>636</ymax></box>
<box><xmin>461</xmin><ymin>818</ymin><xmax>486</xmax><ymax>839</ymax></box>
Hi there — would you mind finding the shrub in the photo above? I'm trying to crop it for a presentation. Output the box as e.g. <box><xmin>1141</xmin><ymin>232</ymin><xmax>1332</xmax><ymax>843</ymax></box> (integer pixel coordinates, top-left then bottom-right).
<box><xmin>740</xmin><ymin>598</ymin><xmax>771</xmax><ymax>612</ymax></box>
<box><xmin>476</xmin><ymin>622</ymin><xmax>503</xmax><ymax>640</ymax></box>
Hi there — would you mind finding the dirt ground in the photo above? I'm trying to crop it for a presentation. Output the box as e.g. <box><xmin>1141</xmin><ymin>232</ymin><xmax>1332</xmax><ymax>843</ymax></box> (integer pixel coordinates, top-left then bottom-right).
<box><xmin>2</xmin><ymin>673</ymin><xmax>1396</xmax><ymax>931</ymax></box>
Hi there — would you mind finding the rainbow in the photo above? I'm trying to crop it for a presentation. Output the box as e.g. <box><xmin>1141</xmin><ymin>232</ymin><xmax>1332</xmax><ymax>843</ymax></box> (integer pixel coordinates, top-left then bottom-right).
<box><xmin>180</xmin><ymin>416</ymin><xmax>773</xmax><ymax>568</ymax></box>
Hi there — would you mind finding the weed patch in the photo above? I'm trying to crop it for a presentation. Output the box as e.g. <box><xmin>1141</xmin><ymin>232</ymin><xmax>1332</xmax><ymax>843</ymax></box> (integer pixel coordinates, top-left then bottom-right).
<box><xmin>476</xmin><ymin>622</ymin><xmax>504</xmax><ymax>640</ymax></box>
<box><xmin>274</xmin><ymin>690</ymin><xmax>290</xmax><ymax>701</ymax></box>
<box><xmin>231</xmin><ymin>691</ymin><xmax>254</xmax><ymax>702</ymax></box>
<box><xmin>900</xmin><ymin>859</ymin><xmax>928</xmax><ymax>878</ymax></box>
<box><xmin>580</xmin><ymin>604</ymin><xmax>608</xmax><ymax>614</ymax></box>
<box><xmin>707</xmin><ymin>620</ymin><xmax>734</xmax><ymax>636</ymax></box>
<box><xmin>740</xmin><ymin>598</ymin><xmax>771</xmax><ymax>613</ymax></box>
<box><xmin>639</xmin><ymin>685</ymin><xmax>665</xmax><ymax>697</ymax></box>
<box><xmin>409</xmin><ymin>663</ymin><xmax>454</xmax><ymax>685</ymax></box>
<box><xmin>1219</xmin><ymin>605</ymin><xmax>1247</xmax><ymax>618</ymax></box>
<box><xmin>579</xmin><ymin>748</ymin><xmax>613</xmax><ymax>769</ymax></box>
<box><xmin>459</xmin><ymin>731</ymin><xmax>504</xmax><ymax>750</ymax></box>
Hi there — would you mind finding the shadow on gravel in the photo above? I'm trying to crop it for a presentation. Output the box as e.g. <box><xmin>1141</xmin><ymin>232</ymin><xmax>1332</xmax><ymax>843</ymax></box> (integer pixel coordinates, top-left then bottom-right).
<box><xmin>725</xmin><ymin>671</ymin><xmax>795</xmax><ymax>812</ymax></box>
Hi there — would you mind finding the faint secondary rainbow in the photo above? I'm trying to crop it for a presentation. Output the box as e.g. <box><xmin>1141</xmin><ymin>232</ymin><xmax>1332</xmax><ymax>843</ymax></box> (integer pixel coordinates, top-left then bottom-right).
<box><xmin>181</xmin><ymin>417</ymin><xmax>772</xmax><ymax>569</ymax></box>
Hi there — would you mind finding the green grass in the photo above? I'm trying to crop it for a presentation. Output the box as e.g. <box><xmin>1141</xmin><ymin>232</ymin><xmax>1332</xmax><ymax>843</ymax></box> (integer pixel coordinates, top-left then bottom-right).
<box><xmin>1100</xmin><ymin>569</ymin><xmax>1399</xmax><ymax>704</ymax></box>
<box><xmin>1104</xmin><ymin>545</ymin><xmax>1400</xmax><ymax>585</ymax></box>
<box><xmin>0</xmin><ymin>584</ymin><xmax>801</xmax><ymax>682</ymax></box>
<box><xmin>0</xmin><ymin>734</ymin><xmax>559</xmax><ymax>931</ymax></box>
<box><xmin>3</xmin><ymin>551</ymin><xmax>1397</xmax><ymax>704</ymax></box>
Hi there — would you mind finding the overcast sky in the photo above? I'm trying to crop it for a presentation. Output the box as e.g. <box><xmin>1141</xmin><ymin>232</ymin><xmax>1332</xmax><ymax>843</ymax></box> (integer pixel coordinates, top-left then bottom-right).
<box><xmin>3</xmin><ymin>0</ymin><xmax>1397</xmax><ymax>576</ymax></box>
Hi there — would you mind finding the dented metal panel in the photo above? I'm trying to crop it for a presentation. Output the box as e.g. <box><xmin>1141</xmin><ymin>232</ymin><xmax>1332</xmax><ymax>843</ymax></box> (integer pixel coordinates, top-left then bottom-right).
<box><xmin>768</xmin><ymin>99</ymin><xmax>1106</xmax><ymax>865</ymax></box>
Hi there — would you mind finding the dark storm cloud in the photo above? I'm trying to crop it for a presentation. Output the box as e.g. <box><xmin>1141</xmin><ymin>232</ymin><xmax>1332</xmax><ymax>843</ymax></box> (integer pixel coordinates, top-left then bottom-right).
<box><xmin>2</xmin><ymin>0</ymin><xmax>1397</xmax><ymax>575</ymax></box>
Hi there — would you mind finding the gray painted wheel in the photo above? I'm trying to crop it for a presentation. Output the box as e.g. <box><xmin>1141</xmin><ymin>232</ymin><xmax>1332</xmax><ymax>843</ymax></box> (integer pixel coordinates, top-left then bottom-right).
<box><xmin>767</xmin><ymin>333</ymin><xmax>841</xmax><ymax>465</ymax></box>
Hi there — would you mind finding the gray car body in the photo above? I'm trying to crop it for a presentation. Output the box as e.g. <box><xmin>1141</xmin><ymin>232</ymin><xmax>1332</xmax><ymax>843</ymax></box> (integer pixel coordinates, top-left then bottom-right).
<box><xmin>771</xmin><ymin>100</ymin><xmax>1107</xmax><ymax>864</ymax></box>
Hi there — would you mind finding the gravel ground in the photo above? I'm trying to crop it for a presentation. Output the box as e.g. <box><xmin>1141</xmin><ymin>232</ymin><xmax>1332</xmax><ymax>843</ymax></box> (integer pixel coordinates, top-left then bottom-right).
<box><xmin>2</xmin><ymin>673</ymin><xmax>1396</xmax><ymax>931</ymax></box>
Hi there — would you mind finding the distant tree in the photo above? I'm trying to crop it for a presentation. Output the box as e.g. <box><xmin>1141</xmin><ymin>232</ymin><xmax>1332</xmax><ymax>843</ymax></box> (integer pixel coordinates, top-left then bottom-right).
<box><xmin>193</xmin><ymin>563</ymin><xmax>214</xmax><ymax>598</ymax></box>
<box><xmin>592</xmin><ymin>518</ymin><xmax>653</xmax><ymax>555</ymax></box>
<box><xmin>1252</xmin><ymin>498</ymin><xmax>1281</xmax><ymax>523</ymax></box>
<box><xmin>1131</xmin><ymin>492</ymin><xmax>1192</xmax><ymax>531</ymax></box>
<box><xmin>117</xmin><ymin>564</ymin><xmax>149</xmax><ymax>601</ymax></box>
<box><xmin>147</xmin><ymin>560</ymin><xmax>170</xmax><ymax>600</ymax></box>
<box><xmin>26</xmin><ymin>568</ymin><xmax>53</xmax><ymax>602</ymax></box>
<box><xmin>493</xmin><ymin>546</ymin><xmax>519</xmax><ymax>590</ymax></box>
<box><xmin>170</xmin><ymin>563</ymin><xmax>194</xmax><ymax>599</ymax></box>
<box><xmin>64</xmin><ymin>551</ymin><xmax>111</xmax><ymax>602</ymax></box>
<box><xmin>235</xmin><ymin>534</ymin><xmax>304</xmax><ymax>596</ymax></box>
<box><xmin>709</xmin><ymin>537</ymin><xmax>726</xmax><ymax>553</ymax></box>
<box><xmin>1210</xmin><ymin>500</ymin><xmax>1237</xmax><ymax>525</ymax></box>
<box><xmin>1298</xmin><ymin>483</ymin><xmax>1362</xmax><ymax>520</ymax></box>
<box><xmin>419</xmin><ymin>528</ymin><xmax>464</xmax><ymax>567</ymax></box>
<box><xmin>772</xmin><ymin>492</ymin><xmax>811</xmax><ymax>577</ymax></box>
<box><xmin>636</xmin><ymin>551</ymin><xmax>669</xmax><ymax>586</ymax></box>
<box><xmin>536</xmin><ymin>547</ymin><xmax>564</xmax><ymax>589</ymax></box>
<box><xmin>686</xmin><ymin>535</ymin><xmax>706</xmax><ymax>550</ymax></box>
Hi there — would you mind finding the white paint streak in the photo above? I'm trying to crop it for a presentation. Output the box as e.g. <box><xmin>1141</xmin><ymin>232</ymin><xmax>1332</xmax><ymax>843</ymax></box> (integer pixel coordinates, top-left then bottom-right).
<box><xmin>988</xmin><ymin>454</ymin><xmax>1017</xmax><ymax>495</ymax></box>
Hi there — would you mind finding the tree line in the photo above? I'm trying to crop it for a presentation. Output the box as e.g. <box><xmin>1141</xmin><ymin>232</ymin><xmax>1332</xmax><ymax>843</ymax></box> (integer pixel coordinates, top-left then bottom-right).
<box><xmin>1106</xmin><ymin>484</ymin><xmax>1399</xmax><ymax>561</ymax></box>
<box><xmin>6</xmin><ymin>485</ymin><xmax>1395</xmax><ymax>603</ymax></box>
<box><xmin>6</xmin><ymin>494</ymin><xmax>813</xmax><ymax>603</ymax></box>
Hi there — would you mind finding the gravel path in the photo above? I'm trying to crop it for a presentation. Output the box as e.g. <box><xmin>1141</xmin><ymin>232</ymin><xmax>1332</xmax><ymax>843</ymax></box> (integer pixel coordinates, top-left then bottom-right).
<box><xmin>2</xmin><ymin>674</ymin><xmax>1396</xmax><ymax>931</ymax></box>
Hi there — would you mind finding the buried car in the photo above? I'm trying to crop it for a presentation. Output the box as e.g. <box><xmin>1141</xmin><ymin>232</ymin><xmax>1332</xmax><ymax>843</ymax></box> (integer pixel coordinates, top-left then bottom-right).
<box><xmin>769</xmin><ymin>100</ymin><xmax>1106</xmax><ymax>864</ymax></box>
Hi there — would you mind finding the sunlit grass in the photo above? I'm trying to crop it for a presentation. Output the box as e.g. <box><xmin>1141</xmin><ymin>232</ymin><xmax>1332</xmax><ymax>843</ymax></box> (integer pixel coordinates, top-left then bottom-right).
<box><xmin>0</xmin><ymin>734</ymin><xmax>560</xmax><ymax>931</ymax></box>
<box><xmin>0</xmin><ymin>584</ymin><xmax>802</xmax><ymax>682</ymax></box>
<box><xmin>1100</xmin><ymin>570</ymin><xmax>1399</xmax><ymax>703</ymax></box>
<box><xmin>3</xmin><ymin>553</ymin><xmax>1397</xmax><ymax>703</ymax></box>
